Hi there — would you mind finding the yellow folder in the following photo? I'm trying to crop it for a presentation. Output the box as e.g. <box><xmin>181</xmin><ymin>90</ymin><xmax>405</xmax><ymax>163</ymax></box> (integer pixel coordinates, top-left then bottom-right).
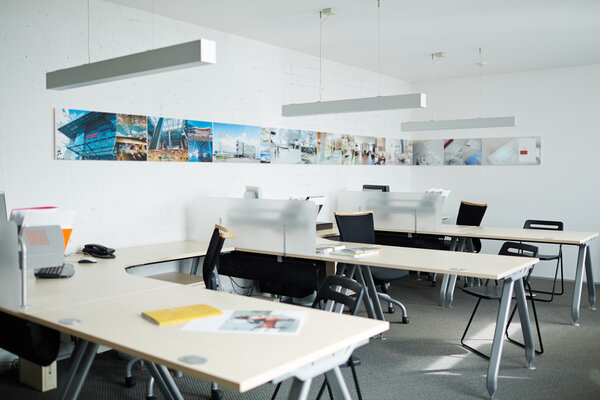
<box><xmin>142</xmin><ymin>304</ymin><xmax>223</xmax><ymax>326</ymax></box>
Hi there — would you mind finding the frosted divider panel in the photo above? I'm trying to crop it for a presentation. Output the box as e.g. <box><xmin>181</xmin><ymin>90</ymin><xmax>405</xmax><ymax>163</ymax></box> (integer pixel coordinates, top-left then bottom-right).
<box><xmin>337</xmin><ymin>191</ymin><xmax>442</xmax><ymax>232</ymax></box>
<box><xmin>196</xmin><ymin>197</ymin><xmax>317</xmax><ymax>256</ymax></box>
<box><xmin>0</xmin><ymin>221</ymin><xmax>20</xmax><ymax>311</ymax></box>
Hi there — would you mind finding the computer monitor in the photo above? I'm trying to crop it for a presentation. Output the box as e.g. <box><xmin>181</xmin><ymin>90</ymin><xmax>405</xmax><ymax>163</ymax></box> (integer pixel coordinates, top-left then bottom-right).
<box><xmin>0</xmin><ymin>192</ymin><xmax>6</xmax><ymax>221</ymax></box>
<box><xmin>243</xmin><ymin>186</ymin><xmax>262</xmax><ymax>199</ymax></box>
<box><xmin>362</xmin><ymin>184</ymin><xmax>390</xmax><ymax>192</ymax></box>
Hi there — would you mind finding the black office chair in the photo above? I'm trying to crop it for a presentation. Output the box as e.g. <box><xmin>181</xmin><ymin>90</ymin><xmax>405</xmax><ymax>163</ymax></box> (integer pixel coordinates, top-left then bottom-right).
<box><xmin>125</xmin><ymin>225</ymin><xmax>235</xmax><ymax>400</ymax></box>
<box><xmin>0</xmin><ymin>311</ymin><xmax>60</xmax><ymax>366</ymax></box>
<box><xmin>271</xmin><ymin>275</ymin><xmax>366</xmax><ymax>400</ymax></box>
<box><xmin>522</xmin><ymin>219</ymin><xmax>564</xmax><ymax>302</ymax></box>
<box><xmin>334</xmin><ymin>210</ymin><xmax>409</xmax><ymax>324</ymax></box>
<box><xmin>455</xmin><ymin>201</ymin><xmax>488</xmax><ymax>253</ymax></box>
<box><xmin>460</xmin><ymin>242</ymin><xmax>543</xmax><ymax>358</ymax></box>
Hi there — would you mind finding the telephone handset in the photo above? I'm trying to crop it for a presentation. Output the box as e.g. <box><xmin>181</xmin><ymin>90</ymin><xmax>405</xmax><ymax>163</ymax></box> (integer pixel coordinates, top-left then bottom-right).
<box><xmin>83</xmin><ymin>243</ymin><xmax>115</xmax><ymax>259</ymax></box>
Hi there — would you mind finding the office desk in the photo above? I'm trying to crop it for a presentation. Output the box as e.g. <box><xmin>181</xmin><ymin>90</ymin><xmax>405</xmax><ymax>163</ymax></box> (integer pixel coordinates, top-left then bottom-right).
<box><xmin>435</xmin><ymin>225</ymin><xmax>598</xmax><ymax>324</ymax></box>
<box><xmin>327</xmin><ymin>222</ymin><xmax>598</xmax><ymax>324</ymax></box>
<box><xmin>239</xmin><ymin>239</ymin><xmax>537</xmax><ymax>399</ymax></box>
<box><xmin>5</xmin><ymin>241</ymin><xmax>387</xmax><ymax>400</ymax></box>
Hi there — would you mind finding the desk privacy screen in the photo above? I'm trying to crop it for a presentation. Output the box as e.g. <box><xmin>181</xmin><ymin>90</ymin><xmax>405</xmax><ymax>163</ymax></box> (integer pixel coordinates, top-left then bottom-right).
<box><xmin>337</xmin><ymin>191</ymin><xmax>443</xmax><ymax>232</ymax></box>
<box><xmin>196</xmin><ymin>197</ymin><xmax>317</xmax><ymax>256</ymax></box>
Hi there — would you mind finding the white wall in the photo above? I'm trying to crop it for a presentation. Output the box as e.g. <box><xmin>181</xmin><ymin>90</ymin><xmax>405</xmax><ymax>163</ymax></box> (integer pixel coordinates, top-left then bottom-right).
<box><xmin>0</xmin><ymin>0</ymin><xmax>412</xmax><ymax>253</ymax></box>
<box><xmin>410</xmin><ymin>65</ymin><xmax>600</xmax><ymax>281</ymax></box>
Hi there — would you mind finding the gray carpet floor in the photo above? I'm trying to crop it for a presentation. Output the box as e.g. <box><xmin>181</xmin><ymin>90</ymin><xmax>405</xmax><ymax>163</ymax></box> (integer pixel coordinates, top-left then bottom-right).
<box><xmin>1</xmin><ymin>274</ymin><xmax>599</xmax><ymax>399</ymax></box>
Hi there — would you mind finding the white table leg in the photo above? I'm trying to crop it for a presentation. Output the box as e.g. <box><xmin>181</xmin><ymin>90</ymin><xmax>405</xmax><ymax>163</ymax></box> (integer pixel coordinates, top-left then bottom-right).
<box><xmin>585</xmin><ymin>246</ymin><xmax>596</xmax><ymax>310</ymax></box>
<box><xmin>59</xmin><ymin>340</ymin><xmax>99</xmax><ymax>400</ymax></box>
<box><xmin>513</xmin><ymin>278</ymin><xmax>535</xmax><ymax>367</ymax></box>
<box><xmin>571</xmin><ymin>244</ymin><xmax>587</xmax><ymax>325</ymax></box>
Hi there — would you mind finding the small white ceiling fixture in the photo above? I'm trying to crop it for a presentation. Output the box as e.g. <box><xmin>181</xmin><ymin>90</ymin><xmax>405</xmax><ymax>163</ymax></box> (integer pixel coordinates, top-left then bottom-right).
<box><xmin>402</xmin><ymin>48</ymin><xmax>515</xmax><ymax>131</ymax></box>
<box><xmin>282</xmin><ymin>2</ymin><xmax>426</xmax><ymax>117</ymax></box>
<box><xmin>46</xmin><ymin>1</ymin><xmax>215</xmax><ymax>90</ymax></box>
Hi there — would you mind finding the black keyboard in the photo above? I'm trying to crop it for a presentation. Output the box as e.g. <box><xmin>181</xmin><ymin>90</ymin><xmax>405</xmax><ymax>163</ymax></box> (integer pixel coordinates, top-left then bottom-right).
<box><xmin>34</xmin><ymin>263</ymin><xmax>75</xmax><ymax>279</ymax></box>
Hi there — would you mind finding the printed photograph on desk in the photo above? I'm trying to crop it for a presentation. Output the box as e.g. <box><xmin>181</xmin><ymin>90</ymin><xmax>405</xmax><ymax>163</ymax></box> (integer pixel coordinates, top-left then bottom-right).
<box><xmin>147</xmin><ymin>117</ymin><xmax>189</xmax><ymax>162</ymax></box>
<box><xmin>412</xmin><ymin>139</ymin><xmax>444</xmax><ymax>165</ymax></box>
<box><xmin>182</xmin><ymin>310</ymin><xmax>306</xmax><ymax>336</ymax></box>
<box><xmin>482</xmin><ymin>136</ymin><xmax>541</xmax><ymax>165</ymax></box>
<box><xmin>385</xmin><ymin>138</ymin><xmax>412</xmax><ymax>165</ymax></box>
<box><xmin>443</xmin><ymin>138</ymin><xmax>482</xmax><ymax>165</ymax></box>
<box><xmin>116</xmin><ymin>114</ymin><xmax>148</xmax><ymax>161</ymax></box>
<box><xmin>55</xmin><ymin>108</ymin><xmax>117</xmax><ymax>160</ymax></box>
<box><xmin>187</xmin><ymin>120</ymin><xmax>213</xmax><ymax>162</ymax></box>
<box><xmin>316</xmin><ymin>132</ymin><xmax>343</xmax><ymax>164</ymax></box>
<box><xmin>213</xmin><ymin>122</ymin><xmax>261</xmax><ymax>163</ymax></box>
<box><xmin>271</xmin><ymin>128</ymin><xmax>317</xmax><ymax>164</ymax></box>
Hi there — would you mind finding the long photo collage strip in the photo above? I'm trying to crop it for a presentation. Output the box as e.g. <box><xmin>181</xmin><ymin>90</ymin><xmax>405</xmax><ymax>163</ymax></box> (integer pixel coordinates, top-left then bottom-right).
<box><xmin>55</xmin><ymin>109</ymin><xmax>541</xmax><ymax>166</ymax></box>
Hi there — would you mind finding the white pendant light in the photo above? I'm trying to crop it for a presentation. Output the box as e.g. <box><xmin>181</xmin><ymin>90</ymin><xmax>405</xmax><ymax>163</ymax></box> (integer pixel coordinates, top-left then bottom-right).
<box><xmin>282</xmin><ymin>2</ymin><xmax>426</xmax><ymax>117</ymax></box>
<box><xmin>46</xmin><ymin>1</ymin><xmax>216</xmax><ymax>90</ymax></box>
<box><xmin>402</xmin><ymin>48</ymin><xmax>515</xmax><ymax>131</ymax></box>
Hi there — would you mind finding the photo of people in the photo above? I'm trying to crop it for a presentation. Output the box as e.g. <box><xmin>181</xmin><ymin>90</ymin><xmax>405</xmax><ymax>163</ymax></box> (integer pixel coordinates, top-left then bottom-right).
<box><xmin>116</xmin><ymin>114</ymin><xmax>147</xmax><ymax>161</ymax></box>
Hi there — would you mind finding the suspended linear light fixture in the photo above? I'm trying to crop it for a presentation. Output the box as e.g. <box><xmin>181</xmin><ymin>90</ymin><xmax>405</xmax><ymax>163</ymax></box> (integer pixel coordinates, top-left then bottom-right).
<box><xmin>46</xmin><ymin>1</ymin><xmax>215</xmax><ymax>90</ymax></box>
<box><xmin>282</xmin><ymin>2</ymin><xmax>426</xmax><ymax>117</ymax></box>
<box><xmin>401</xmin><ymin>48</ymin><xmax>514</xmax><ymax>131</ymax></box>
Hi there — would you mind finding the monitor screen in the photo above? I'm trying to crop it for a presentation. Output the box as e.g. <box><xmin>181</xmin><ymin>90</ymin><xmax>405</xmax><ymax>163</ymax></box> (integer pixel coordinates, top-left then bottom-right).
<box><xmin>0</xmin><ymin>192</ymin><xmax>6</xmax><ymax>221</ymax></box>
<box><xmin>362</xmin><ymin>184</ymin><xmax>390</xmax><ymax>192</ymax></box>
<box><xmin>243</xmin><ymin>186</ymin><xmax>262</xmax><ymax>199</ymax></box>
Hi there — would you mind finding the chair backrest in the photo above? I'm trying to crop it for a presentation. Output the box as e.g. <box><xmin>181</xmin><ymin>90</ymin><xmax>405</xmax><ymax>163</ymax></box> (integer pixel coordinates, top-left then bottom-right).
<box><xmin>456</xmin><ymin>201</ymin><xmax>488</xmax><ymax>226</ymax></box>
<box><xmin>202</xmin><ymin>224</ymin><xmax>236</xmax><ymax>290</ymax></box>
<box><xmin>311</xmin><ymin>275</ymin><xmax>365</xmax><ymax>316</ymax></box>
<box><xmin>498</xmin><ymin>241</ymin><xmax>539</xmax><ymax>259</ymax></box>
<box><xmin>523</xmin><ymin>220</ymin><xmax>564</xmax><ymax>231</ymax></box>
<box><xmin>334</xmin><ymin>211</ymin><xmax>375</xmax><ymax>244</ymax></box>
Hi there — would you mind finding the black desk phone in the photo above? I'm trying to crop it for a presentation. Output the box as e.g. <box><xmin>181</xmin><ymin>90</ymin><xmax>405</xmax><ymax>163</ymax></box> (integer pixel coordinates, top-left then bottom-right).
<box><xmin>83</xmin><ymin>244</ymin><xmax>115</xmax><ymax>259</ymax></box>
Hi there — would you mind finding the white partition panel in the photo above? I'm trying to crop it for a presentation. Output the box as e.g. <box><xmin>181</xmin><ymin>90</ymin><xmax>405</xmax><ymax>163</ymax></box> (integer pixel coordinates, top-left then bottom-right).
<box><xmin>197</xmin><ymin>197</ymin><xmax>317</xmax><ymax>256</ymax></box>
<box><xmin>0</xmin><ymin>221</ymin><xmax>20</xmax><ymax>311</ymax></box>
<box><xmin>337</xmin><ymin>191</ymin><xmax>442</xmax><ymax>232</ymax></box>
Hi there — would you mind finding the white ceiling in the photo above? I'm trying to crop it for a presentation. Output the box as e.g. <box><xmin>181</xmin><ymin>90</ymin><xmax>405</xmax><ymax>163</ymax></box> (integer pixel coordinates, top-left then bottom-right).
<box><xmin>108</xmin><ymin>0</ymin><xmax>600</xmax><ymax>82</ymax></box>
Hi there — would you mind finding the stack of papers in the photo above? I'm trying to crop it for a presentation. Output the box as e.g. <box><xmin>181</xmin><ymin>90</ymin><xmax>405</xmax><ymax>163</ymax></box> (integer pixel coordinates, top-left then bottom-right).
<box><xmin>316</xmin><ymin>243</ymin><xmax>345</xmax><ymax>254</ymax></box>
<box><xmin>330</xmin><ymin>246</ymin><xmax>380</xmax><ymax>258</ymax></box>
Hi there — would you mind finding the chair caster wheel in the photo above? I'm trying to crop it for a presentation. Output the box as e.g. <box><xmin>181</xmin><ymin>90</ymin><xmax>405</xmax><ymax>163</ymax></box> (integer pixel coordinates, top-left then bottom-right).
<box><xmin>124</xmin><ymin>376</ymin><xmax>136</xmax><ymax>387</ymax></box>
<box><xmin>388</xmin><ymin>306</ymin><xmax>396</xmax><ymax>314</ymax></box>
<box><xmin>402</xmin><ymin>316</ymin><xmax>409</xmax><ymax>324</ymax></box>
<box><xmin>211</xmin><ymin>389</ymin><xmax>223</xmax><ymax>400</ymax></box>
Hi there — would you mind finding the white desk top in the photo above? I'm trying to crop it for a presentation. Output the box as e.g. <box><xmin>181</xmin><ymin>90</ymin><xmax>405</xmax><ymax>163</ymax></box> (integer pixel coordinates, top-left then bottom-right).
<box><xmin>6</xmin><ymin>240</ymin><xmax>388</xmax><ymax>394</ymax></box>
<box><xmin>367</xmin><ymin>224</ymin><xmax>597</xmax><ymax>245</ymax></box>
<box><xmin>237</xmin><ymin>239</ymin><xmax>537</xmax><ymax>281</ymax></box>
<box><xmin>26</xmin><ymin>285</ymin><xmax>387</xmax><ymax>392</ymax></box>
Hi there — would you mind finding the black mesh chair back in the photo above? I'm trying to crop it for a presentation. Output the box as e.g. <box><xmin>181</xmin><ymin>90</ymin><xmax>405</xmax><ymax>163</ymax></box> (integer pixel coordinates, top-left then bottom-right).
<box><xmin>334</xmin><ymin>211</ymin><xmax>376</xmax><ymax>244</ymax></box>
<box><xmin>312</xmin><ymin>275</ymin><xmax>365</xmax><ymax>315</ymax></box>
<box><xmin>456</xmin><ymin>201</ymin><xmax>488</xmax><ymax>226</ymax></box>
<box><xmin>523</xmin><ymin>219</ymin><xmax>564</xmax><ymax>302</ymax></box>
<box><xmin>334</xmin><ymin>211</ymin><xmax>409</xmax><ymax>323</ymax></box>
<box><xmin>456</xmin><ymin>201</ymin><xmax>488</xmax><ymax>253</ymax></box>
<box><xmin>202</xmin><ymin>225</ymin><xmax>235</xmax><ymax>290</ymax></box>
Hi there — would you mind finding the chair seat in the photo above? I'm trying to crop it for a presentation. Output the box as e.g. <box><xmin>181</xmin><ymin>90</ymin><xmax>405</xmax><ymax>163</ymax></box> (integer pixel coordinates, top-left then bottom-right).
<box><xmin>371</xmin><ymin>266</ymin><xmax>409</xmax><ymax>283</ymax></box>
<box><xmin>463</xmin><ymin>285</ymin><xmax>503</xmax><ymax>300</ymax></box>
<box><xmin>463</xmin><ymin>285</ymin><xmax>537</xmax><ymax>300</ymax></box>
<box><xmin>538</xmin><ymin>253</ymin><xmax>559</xmax><ymax>261</ymax></box>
